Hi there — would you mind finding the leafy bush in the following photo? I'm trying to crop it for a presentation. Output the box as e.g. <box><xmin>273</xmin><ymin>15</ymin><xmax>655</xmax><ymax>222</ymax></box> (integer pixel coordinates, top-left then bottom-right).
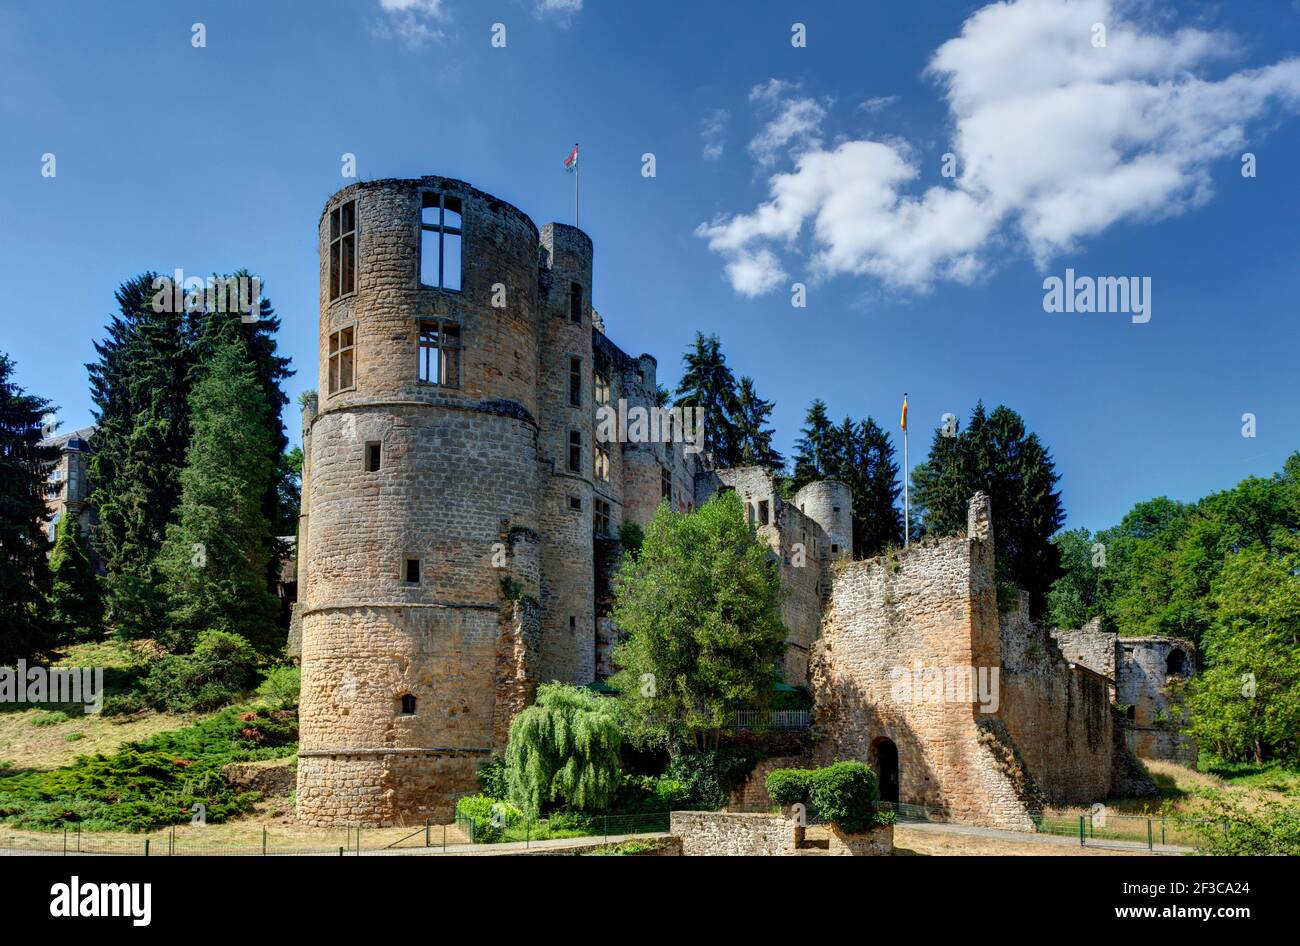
<box><xmin>505</xmin><ymin>683</ymin><xmax>622</xmax><ymax>816</ymax></box>
<box><xmin>765</xmin><ymin>768</ymin><xmax>814</xmax><ymax>807</ymax></box>
<box><xmin>0</xmin><ymin>706</ymin><xmax>297</xmax><ymax>831</ymax></box>
<box><xmin>256</xmin><ymin>665</ymin><xmax>300</xmax><ymax>709</ymax></box>
<box><xmin>1184</xmin><ymin>792</ymin><xmax>1300</xmax><ymax>855</ymax></box>
<box><xmin>654</xmin><ymin>778</ymin><xmax>692</xmax><ymax>809</ymax></box>
<box><xmin>808</xmin><ymin>761</ymin><xmax>879</xmax><ymax>833</ymax></box>
<box><xmin>32</xmin><ymin>711</ymin><xmax>71</xmax><ymax>727</ymax></box>
<box><xmin>100</xmin><ymin>692</ymin><xmax>148</xmax><ymax>717</ymax></box>
<box><xmin>663</xmin><ymin>747</ymin><xmax>759</xmax><ymax>810</ymax></box>
<box><xmin>455</xmin><ymin>793</ymin><xmax>522</xmax><ymax>843</ymax></box>
<box><xmin>477</xmin><ymin>756</ymin><xmax>508</xmax><ymax>800</ymax></box>
<box><xmin>139</xmin><ymin>631</ymin><xmax>260</xmax><ymax>713</ymax></box>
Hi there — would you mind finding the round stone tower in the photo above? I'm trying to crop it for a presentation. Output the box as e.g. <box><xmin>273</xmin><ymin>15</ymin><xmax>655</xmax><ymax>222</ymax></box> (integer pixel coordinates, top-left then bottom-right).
<box><xmin>794</xmin><ymin>480</ymin><xmax>853</xmax><ymax>560</ymax></box>
<box><xmin>297</xmin><ymin>177</ymin><xmax>543</xmax><ymax>825</ymax></box>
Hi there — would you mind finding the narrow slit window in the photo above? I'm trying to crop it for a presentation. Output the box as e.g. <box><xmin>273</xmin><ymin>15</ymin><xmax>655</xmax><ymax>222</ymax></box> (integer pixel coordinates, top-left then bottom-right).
<box><xmin>418</xmin><ymin>320</ymin><xmax>461</xmax><ymax>387</ymax></box>
<box><xmin>400</xmin><ymin>694</ymin><xmax>417</xmax><ymax>715</ymax></box>
<box><xmin>569</xmin><ymin>282</ymin><xmax>583</xmax><ymax>323</ymax></box>
<box><xmin>594</xmin><ymin>443</ymin><xmax>610</xmax><ymax>482</ymax></box>
<box><xmin>420</xmin><ymin>193</ymin><xmax>463</xmax><ymax>291</ymax></box>
<box><xmin>405</xmin><ymin>558</ymin><xmax>421</xmax><ymax>584</ymax></box>
<box><xmin>568</xmin><ymin>431</ymin><xmax>581</xmax><ymax>473</ymax></box>
<box><xmin>366</xmin><ymin>442</ymin><xmax>381</xmax><ymax>472</ymax></box>
<box><xmin>594</xmin><ymin>368</ymin><xmax>610</xmax><ymax>407</ymax></box>
<box><xmin>328</xmin><ymin>326</ymin><xmax>356</xmax><ymax>394</ymax></box>
<box><xmin>661</xmin><ymin>467</ymin><xmax>671</xmax><ymax>501</ymax></box>
<box><xmin>758</xmin><ymin>500</ymin><xmax>770</xmax><ymax>526</ymax></box>
<box><xmin>569</xmin><ymin>357</ymin><xmax>582</xmax><ymax>407</ymax></box>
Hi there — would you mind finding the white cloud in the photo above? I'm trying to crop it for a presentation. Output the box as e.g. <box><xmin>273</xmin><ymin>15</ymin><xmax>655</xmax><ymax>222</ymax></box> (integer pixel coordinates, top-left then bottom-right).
<box><xmin>701</xmin><ymin>108</ymin><xmax>730</xmax><ymax>160</ymax></box>
<box><xmin>700</xmin><ymin>0</ymin><xmax>1300</xmax><ymax>294</ymax></box>
<box><xmin>858</xmin><ymin>95</ymin><xmax>898</xmax><ymax>113</ymax></box>
<box><xmin>747</xmin><ymin>79</ymin><xmax>828</xmax><ymax>167</ymax></box>
<box><xmin>536</xmin><ymin>0</ymin><xmax>582</xmax><ymax>25</ymax></box>
<box><xmin>374</xmin><ymin>0</ymin><xmax>447</xmax><ymax>47</ymax></box>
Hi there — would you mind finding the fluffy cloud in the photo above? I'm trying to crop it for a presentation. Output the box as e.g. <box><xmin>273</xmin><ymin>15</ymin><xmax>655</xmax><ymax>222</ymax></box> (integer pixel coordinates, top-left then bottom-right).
<box><xmin>374</xmin><ymin>0</ymin><xmax>447</xmax><ymax>47</ymax></box>
<box><xmin>747</xmin><ymin>79</ymin><xmax>828</xmax><ymax>168</ymax></box>
<box><xmin>700</xmin><ymin>0</ymin><xmax>1300</xmax><ymax>294</ymax></box>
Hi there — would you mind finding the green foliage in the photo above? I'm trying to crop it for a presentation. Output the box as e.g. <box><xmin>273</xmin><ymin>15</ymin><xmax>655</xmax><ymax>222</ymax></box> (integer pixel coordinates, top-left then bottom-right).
<box><xmin>1182</xmin><ymin>791</ymin><xmax>1300</xmax><ymax>855</ymax></box>
<box><xmin>157</xmin><ymin>338</ymin><xmax>282</xmax><ymax>653</ymax></box>
<box><xmin>911</xmin><ymin>402</ymin><xmax>1065</xmax><ymax>616</ymax></box>
<box><xmin>504</xmin><ymin>683</ymin><xmax>622</xmax><ymax>817</ymax></box>
<box><xmin>455</xmin><ymin>793</ymin><xmax>522</xmax><ymax>843</ymax></box>
<box><xmin>139</xmin><ymin>630</ymin><xmax>261</xmax><ymax>713</ymax></box>
<box><xmin>672</xmin><ymin>333</ymin><xmax>782</xmax><ymax>470</ymax></box>
<box><xmin>618</xmin><ymin>520</ymin><xmax>644</xmax><ymax>556</ymax></box>
<box><xmin>32</xmin><ymin>711</ymin><xmax>71</xmax><ymax>727</ymax></box>
<box><xmin>661</xmin><ymin>747</ymin><xmax>759</xmax><ymax>810</ymax></box>
<box><xmin>477</xmin><ymin>756</ymin><xmax>509</xmax><ymax>800</ymax></box>
<box><xmin>0</xmin><ymin>351</ymin><xmax>58</xmax><ymax>664</ymax></box>
<box><xmin>767</xmin><ymin>761</ymin><xmax>885</xmax><ymax>832</ymax></box>
<box><xmin>0</xmin><ymin>706</ymin><xmax>296</xmax><ymax>831</ymax></box>
<box><xmin>48</xmin><ymin>514</ymin><xmax>103</xmax><ymax>640</ymax></box>
<box><xmin>792</xmin><ymin>405</ymin><xmax>902</xmax><ymax>557</ymax></box>
<box><xmin>256</xmin><ymin>665</ymin><xmax>301</xmax><ymax>710</ymax></box>
<box><xmin>611</xmin><ymin>490</ymin><xmax>787</xmax><ymax>751</ymax></box>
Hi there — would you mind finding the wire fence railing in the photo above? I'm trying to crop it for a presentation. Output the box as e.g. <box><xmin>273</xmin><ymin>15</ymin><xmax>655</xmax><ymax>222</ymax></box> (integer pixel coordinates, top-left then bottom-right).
<box><xmin>730</xmin><ymin>709</ymin><xmax>811</xmax><ymax>731</ymax></box>
<box><xmin>454</xmin><ymin>809</ymin><xmax>671</xmax><ymax>846</ymax></box>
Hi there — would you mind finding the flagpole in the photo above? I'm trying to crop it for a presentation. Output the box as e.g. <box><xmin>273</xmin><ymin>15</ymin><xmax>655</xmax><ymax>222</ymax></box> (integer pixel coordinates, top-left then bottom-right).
<box><xmin>574</xmin><ymin>142</ymin><xmax>580</xmax><ymax>228</ymax></box>
<box><xmin>903</xmin><ymin>392</ymin><xmax>909</xmax><ymax>549</ymax></box>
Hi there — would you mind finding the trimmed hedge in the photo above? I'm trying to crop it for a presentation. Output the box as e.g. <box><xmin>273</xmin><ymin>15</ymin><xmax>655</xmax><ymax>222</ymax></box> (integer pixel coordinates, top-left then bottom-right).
<box><xmin>765</xmin><ymin>760</ymin><xmax>883</xmax><ymax>832</ymax></box>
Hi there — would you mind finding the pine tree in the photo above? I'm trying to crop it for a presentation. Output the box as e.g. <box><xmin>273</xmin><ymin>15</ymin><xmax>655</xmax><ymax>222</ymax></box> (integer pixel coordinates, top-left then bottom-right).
<box><xmin>0</xmin><ymin>353</ymin><xmax>58</xmax><ymax>663</ymax></box>
<box><xmin>157</xmin><ymin>338</ymin><xmax>281</xmax><ymax>653</ymax></box>
<box><xmin>673</xmin><ymin>332</ymin><xmax>741</xmax><ymax>465</ymax></box>
<box><xmin>733</xmin><ymin>376</ymin><xmax>784</xmax><ymax>471</ymax></box>
<box><xmin>855</xmin><ymin>417</ymin><xmax>903</xmax><ymax>557</ymax></box>
<box><xmin>791</xmin><ymin>399</ymin><xmax>835</xmax><ymax>491</ymax></box>
<box><xmin>48</xmin><ymin>512</ymin><xmax>103</xmax><ymax>640</ymax></box>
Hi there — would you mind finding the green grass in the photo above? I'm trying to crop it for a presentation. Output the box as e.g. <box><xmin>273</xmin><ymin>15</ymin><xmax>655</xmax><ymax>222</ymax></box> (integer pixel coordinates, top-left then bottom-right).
<box><xmin>1198</xmin><ymin>755</ymin><xmax>1300</xmax><ymax>796</ymax></box>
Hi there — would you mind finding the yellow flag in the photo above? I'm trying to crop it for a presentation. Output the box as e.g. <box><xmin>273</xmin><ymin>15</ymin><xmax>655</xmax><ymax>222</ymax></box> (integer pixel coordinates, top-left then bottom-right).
<box><xmin>900</xmin><ymin>396</ymin><xmax>908</xmax><ymax>431</ymax></box>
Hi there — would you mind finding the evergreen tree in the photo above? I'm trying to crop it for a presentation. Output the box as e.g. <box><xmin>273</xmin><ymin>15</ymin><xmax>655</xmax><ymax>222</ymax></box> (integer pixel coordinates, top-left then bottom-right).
<box><xmin>791</xmin><ymin>399</ymin><xmax>835</xmax><ymax>491</ymax></box>
<box><xmin>48</xmin><ymin>513</ymin><xmax>103</xmax><ymax>641</ymax></box>
<box><xmin>673</xmin><ymin>332</ymin><xmax>740</xmax><ymax>465</ymax></box>
<box><xmin>854</xmin><ymin>417</ymin><xmax>903</xmax><ymax>557</ymax></box>
<box><xmin>0</xmin><ymin>353</ymin><xmax>58</xmax><ymax>663</ymax></box>
<box><xmin>911</xmin><ymin>402</ymin><xmax>1064</xmax><ymax>616</ymax></box>
<box><xmin>732</xmin><ymin>376</ymin><xmax>784</xmax><ymax>471</ymax></box>
<box><xmin>157</xmin><ymin>338</ymin><xmax>281</xmax><ymax>653</ymax></box>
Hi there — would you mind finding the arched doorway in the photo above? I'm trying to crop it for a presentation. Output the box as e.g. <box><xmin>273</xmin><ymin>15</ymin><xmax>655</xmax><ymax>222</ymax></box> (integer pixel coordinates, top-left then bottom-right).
<box><xmin>872</xmin><ymin>738</ymin><xmax>899</xmax><ymax>804</ymax></box>
<box><xmin>1166</xmin><ymin>648</ymin><xmax>1188</xmax><ymax>678</ymax></box>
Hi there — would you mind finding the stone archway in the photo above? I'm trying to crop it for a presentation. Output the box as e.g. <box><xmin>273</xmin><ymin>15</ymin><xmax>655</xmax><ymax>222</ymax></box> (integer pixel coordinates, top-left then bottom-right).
<box><xmin>871</xmin><ymin>737</ymin><xmax>900</xmax><ymax>805</ymax></box>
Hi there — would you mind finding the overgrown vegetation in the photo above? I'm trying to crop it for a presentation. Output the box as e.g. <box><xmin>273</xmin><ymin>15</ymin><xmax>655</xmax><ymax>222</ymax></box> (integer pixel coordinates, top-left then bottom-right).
<box><xmin>766</xmin><ymin>761</ymin><xmax>889</xmax><ymax>832</ymax></box>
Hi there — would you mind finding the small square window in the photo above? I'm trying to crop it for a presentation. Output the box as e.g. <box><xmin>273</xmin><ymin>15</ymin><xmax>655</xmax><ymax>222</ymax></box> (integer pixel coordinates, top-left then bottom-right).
<box><xmin>366</xmin><ymin>442</ymin><xmax>381</xmax><ymax>472</ymax></box>
<box><xmin>569</xmin><ymin>496</ymin><xmax>582</xmax><ymax>511</ymax></box>
<box><xmin>405</xmin><ymin>559</ymin><xmax>421</xmax><ymax>584</ymax></box>
<box><xmin>400</xmin><ymin>693</ymin><xmax>417</xmax><ymax>715</ymax></box>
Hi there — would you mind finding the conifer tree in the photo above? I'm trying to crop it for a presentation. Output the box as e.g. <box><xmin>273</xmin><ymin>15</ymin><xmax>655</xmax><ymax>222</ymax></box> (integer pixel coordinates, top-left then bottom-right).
<box><xmin>791</xmin><ymin>399</ymin><xmax>835</xmax><ymax>490</ymax></box>
<box><xmin>673</xmin><ymin>332</ymin><xmax>741</xmax><ymax>465</ymax></box>
<box><xmin>48</xmin><ymin>512</ymin><xmax>103</xmax><ymax>640</ymax></box>
<box><xmin>157</xmin><ymin>337</ymin><xmax>280</xmax><ymax>653</ymax></box>
<box><xmin>0</xmin><ymin>353</ymin><xmax>58</xmax><ymax>663</ymax></box>
<box><xmin>733</xmin><ymin>376</ymin><xmax>784</xmax><ymax>472</ymax></box>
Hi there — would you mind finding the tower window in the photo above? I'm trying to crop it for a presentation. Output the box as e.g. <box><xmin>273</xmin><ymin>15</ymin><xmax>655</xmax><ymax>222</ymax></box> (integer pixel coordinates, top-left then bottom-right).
<box><xmin>594</xmin><ymin>443</ymin><xmax>610</xmax><ymax>482</ymax></box>
<box><xmin>568</xmin><ymin>431</ymin><xmax>581</xmax><ymax>473</ymax></box>
<box><xmin>758</xmin><ymin>500</ymin><xmax>770</xmax><ymax>526</ymax></box>
<box><xmin>568</xmin><ymin>495</ymin><xmax>582</xmax><ymax>511</ymax></box>
<box><xmin>418</xmin><ymin>320</ymin><xmax>461</xmax><ymax>386</ymax></box>
<box><xmin>365</xmin><ymin>442</ymin><xmax>381</xmax><ymax>472</ymax></box>
<box><xmin>405</xmin><ymin>558</ymin><xmax>421</xmax><ymax>584</ymax></box>
<box><xmin>831</xmin><ymin>544</ymin><xmax>839</xmax><ymax>554</ymax></box>
<box><xmin>569</xmin><ymin>282</ymin><xmax>583</xmax><ymax>323</ymax></box>
<box><xmin>661</xmin><ymin>466</ymin><xmax>671</xmax><ymax>501</ymax></box>
<box><xmin>595</xmin><ymin>498</ymin><xmax>611</xmax><ymax>535</ymax></box>
<box><xmin>569</xmin><ymin>616</ymin><xmax>577</xmax><ymax>631</ymax></box>
<box><xmin>569</xmin><ymin>357</ymin><xmax>582</xmax><ymax>407</ymax></box>
<box><xmin>329</xmin><ymin>199</ymin><xmax>356</xmax><ymax>300</ymax></box>
<box><xmin>420</xmin><ymin>193</ymin><xmax>463</xmax><ymax>291</ymax></box>
<box><xmin>594</xmin><ymin>368</ymin><xmax>610</xmax><ymax>407</ymax></box>
<box><xmin>328</xmin><ymin>326</ymin><xmax>355</xmax><ymax>394</ymax></box>
<box><xmin>400</xmin><ymin>693</ymin><xmax>417</xmax><ymax>715</ymax></box>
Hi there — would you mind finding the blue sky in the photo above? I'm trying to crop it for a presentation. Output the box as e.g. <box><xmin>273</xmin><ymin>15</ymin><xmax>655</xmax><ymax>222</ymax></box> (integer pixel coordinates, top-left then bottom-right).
<box><xmin>1</xmin><ymin>0</ymin><xmax>1298</xmax><ymax>534</ymax></box>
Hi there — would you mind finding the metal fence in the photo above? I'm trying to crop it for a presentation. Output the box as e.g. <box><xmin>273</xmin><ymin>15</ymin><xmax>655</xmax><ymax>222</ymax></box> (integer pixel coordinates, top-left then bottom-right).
<box><xmin>731</xmin><ymin>709</ymin><xmax>811</xmax><ymax>731</ymax></box>
<box><xmin>1032</xmin><ymin>812</ymin><xmax>1210</xmax><ymax>851</ymax></box>
<box><xmin>454</xmin><ymin>810</ymin><xmax>671</xmax><ymax>846</ymax></box>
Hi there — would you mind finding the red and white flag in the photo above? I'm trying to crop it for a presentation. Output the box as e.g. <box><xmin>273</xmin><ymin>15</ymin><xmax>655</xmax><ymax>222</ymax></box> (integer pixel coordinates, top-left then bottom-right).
<box><xmin>564</xmin><ymin>143</ymin><xmax>579</xmax><ymax>172</ymax></box>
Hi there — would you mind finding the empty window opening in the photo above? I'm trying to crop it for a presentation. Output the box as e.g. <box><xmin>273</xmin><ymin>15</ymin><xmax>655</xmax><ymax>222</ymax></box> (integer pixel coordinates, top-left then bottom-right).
<box><xmin>365</xmin><ymin>442</ymin><xmax>381</xmax><ymax>472</ymax></box>
<box><xmin>569</xmin><ymin>495</ymin><xmax>582</xmax><ymax>511</ymax></box>
<box><xmin>329</xmin><ymin>200</ymin><xmax>356</xmax><ymax>300</ymax></box>
<box><xmin>568</xmin><ymin>431</ymin><xmax>582</xmax><ymax>473</ymax></box>
<box><xmin>419</xmin><ymin>320</ymin><xmax>461</xmax><ymax>386</ymax></box>
<box><xmin>595</xmin><ymin>499</ymin><xmax>611</xmax><ymax>535</ymax></box>
<box><xmin>400</xmin><ymin>693</ymin><xmax>417</xmax><ymax>715</ymax></box>
<box><xmin>661</xmin><ymin>467</ymin><xmax>671</xmax><ymax>501</ymax></box>
<box><xmin>569</xmin><ymin>282</ymin><xmax>583</xmax><ymax>323</ymax></box>
<box><xmin>569</xmin><ymin>615</ymin><xmax>577</xmax><ymax>631</ymax></box>
<box><xmin>595</xmin><ymin>368</ymin><xmax>610</xmax><ymax>406</ymax></box>
<box><xmin>569</xmin><ymin>357</ymin><xmax>582</xmax><ymax>407</ymax></box>
<box><xmin>328</xmin><ymin>326</ymin><xmax>356</xmax><ymax>394</ymax></box>
<box><xmin>594</xmin><ymin>443</ymin><xmax>610</xmax><ymax>482</ymax></box>
<box><xmin>405</xmin><ymin>558</ymin><xmax>421</xmax><ymax>584</ymax></box>
<box><xmin>420</xmin><ymin>193</ymin><xmax>463</xmax><ymax>291</ymax></box>
<box><xmin>758</xmin><ymin>500</ymin><xmax>770</xmax><ymax>526</ymax></box>
<box><xmin>1166</xmin><ymin>649</ymin><xmax>1189</xmax><ymax>678</ymax></box>
<box><xmin>831</xmin><ymin>544</ymin><xmax>839</xmax><ymax>554</ymax></box>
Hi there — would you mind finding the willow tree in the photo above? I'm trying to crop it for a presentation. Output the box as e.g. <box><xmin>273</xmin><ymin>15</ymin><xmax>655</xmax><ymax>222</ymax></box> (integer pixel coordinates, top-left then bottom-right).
<box><xmin>504</xmin><ymin>683</ymin><xmax>622</xmax><ymax>817</ymax></box>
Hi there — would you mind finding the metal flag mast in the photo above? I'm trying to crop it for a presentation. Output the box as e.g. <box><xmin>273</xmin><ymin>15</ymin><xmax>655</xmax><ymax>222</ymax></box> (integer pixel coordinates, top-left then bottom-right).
<box><xmin>902</xmin><ymin>392</ymin><xmax>910</xmax><ymax>549</ymax></box>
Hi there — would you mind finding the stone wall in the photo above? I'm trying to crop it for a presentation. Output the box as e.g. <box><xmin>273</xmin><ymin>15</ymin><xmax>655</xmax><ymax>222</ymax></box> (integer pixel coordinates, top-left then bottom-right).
<box><xmin>728</xmin><ymin>755</ymin><xmax>813</xmax><ymax>813</ymax></box>
<box><xmin>669</xmin><ymin>811</ymin><xmax>795</xmax><ymax>856</ymax></box>
<box><xmin>1116</xmin><ymin>637</ymin><xmax>1198</xmax><ymax>765</ymax></box>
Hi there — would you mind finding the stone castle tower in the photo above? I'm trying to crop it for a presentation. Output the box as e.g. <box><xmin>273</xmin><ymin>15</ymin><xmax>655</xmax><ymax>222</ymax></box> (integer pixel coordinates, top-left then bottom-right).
<box><xmin>294</xmin><ymin>175</ymin><xmax>851</xmax><ymax>826</ymax></box>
